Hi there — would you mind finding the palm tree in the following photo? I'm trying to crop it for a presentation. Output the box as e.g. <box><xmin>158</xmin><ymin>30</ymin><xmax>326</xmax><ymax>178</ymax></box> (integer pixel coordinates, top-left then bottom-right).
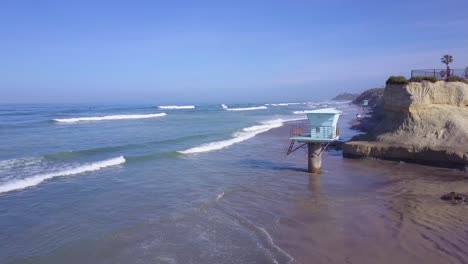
<box><xmin>441</xmin><ymin>54</ymin><xmax>453</xmax><ymax>79</ymax></box>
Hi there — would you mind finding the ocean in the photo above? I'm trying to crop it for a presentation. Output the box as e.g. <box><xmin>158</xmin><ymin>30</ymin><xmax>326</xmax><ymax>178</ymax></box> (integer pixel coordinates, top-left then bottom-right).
<box><xmin>0</xmin><ymin>101</ymin><xmax>350</xmax><ymax>263</ymax></box>
<box><xmin>1</xmin><ymin>101</ymin><xmax>467</xmax><ymax>264</ymax></box>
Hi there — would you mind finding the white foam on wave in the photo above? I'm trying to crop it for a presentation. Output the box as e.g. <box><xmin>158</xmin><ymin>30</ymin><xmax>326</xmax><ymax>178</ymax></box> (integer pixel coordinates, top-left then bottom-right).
<box><xmin>293</xmin><ymin>110</ymin><xmax>316</xmax><ymax>114</ymax></box>
<box><xmin>293</xmin><ymin>107</ymin><xmax>340</xmax><ymax>115</ymax></box>
<box><xmin>158</xmin><ymin>105</ymin><xmax>195</xmax><ymax>110</ymax></box>
<box><xmin>0</xmin><ymin>157</ymin><xmax>43</xmax><ymax>170</ymax></box>
<box><xmin>0</xmin><ymin>156</ymin><xmax>126</xmax><ymax>194</ymax></box>
<box><xmin>179</xmin><ymin>118</ymin><xmax>303</xmax><ymax>154</ymax></box>
<box><xmin>53</xmin><ymin>113</ymin><xmax>167</xmax><ymax>123</ymax></box>
<box><xmin>222</xmin><ymin>104</ymin><xmax>268</xmax><ymax>111</ymax></box>
<box><xmin>265</xmin><ymin>102</ymin><xmax>301</xmax><ymax>106</ymax></box>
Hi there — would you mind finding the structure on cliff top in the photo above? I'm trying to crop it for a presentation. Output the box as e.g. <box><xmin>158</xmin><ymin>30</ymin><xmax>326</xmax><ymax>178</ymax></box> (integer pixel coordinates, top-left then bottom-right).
<box><xmin>411</xmin><ymin>69</ymin><xmax>468</xmax><ymax>80</ymax></box>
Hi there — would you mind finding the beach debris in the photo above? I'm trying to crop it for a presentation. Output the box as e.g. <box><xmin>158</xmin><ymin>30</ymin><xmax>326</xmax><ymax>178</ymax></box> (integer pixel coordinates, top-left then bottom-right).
<box><xmin>440</xmin><ymin>192</ymin><xmax>468</xmax><ymax>203</ymax></box>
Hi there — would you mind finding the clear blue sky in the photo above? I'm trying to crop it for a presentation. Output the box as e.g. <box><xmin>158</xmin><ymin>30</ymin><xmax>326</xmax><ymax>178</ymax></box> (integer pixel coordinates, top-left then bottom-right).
<box><xmin>1</xmin><ymin>0</ymin><xmax>468</xmax><ymax>104</ymax></box>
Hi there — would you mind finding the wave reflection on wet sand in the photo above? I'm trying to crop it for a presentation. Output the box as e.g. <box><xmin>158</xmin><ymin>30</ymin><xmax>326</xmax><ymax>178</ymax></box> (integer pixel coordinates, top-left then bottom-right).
<box><xmin>271</xmin><ymin>149</ymin><xmax>468</xmax><ymax>264</ymax></box>
<box><xmin>224</xmin><ymin>119</ymin><xmax>468</xmax><ymax>264</ymax></box>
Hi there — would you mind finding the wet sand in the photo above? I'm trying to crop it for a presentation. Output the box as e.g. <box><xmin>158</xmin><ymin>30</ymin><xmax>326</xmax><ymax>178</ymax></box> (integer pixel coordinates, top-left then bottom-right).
<box><xmin>261</xmin><ymin>120</ymin><xmax>468</xmax><ymax>264</ymax></box>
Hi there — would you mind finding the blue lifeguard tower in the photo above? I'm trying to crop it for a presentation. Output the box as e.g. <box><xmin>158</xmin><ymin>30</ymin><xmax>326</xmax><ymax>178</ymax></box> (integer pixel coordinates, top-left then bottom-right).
<box><xmin>287</xmin><ymin>108</ymin><xmax>342</xmax><ymax>173</ymax></box>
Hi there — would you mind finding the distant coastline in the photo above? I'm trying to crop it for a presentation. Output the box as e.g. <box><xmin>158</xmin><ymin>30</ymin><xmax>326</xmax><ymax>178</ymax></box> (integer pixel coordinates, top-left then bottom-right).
<box><xmin>331</xmin><ymin>92</ymin><xmax>359</xmax><ymax>101</ymax></box>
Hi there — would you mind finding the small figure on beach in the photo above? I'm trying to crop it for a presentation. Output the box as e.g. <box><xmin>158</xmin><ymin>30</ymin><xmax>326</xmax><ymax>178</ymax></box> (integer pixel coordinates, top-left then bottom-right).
<box><xmin>356</xmin><ymin>113</ymin><xmax>362</xmax><ymax>120</ymax></box>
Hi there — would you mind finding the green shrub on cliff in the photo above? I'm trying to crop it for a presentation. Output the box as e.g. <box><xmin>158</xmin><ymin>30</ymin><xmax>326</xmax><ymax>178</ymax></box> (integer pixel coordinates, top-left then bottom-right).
<box><xmin>386</xmin><ymin>76</ymin><xmax>408</xmax><ymax>85</ymax></box>
<box><xmin>409</xmin><ymin>76</ymin><xmax>438</xmax><ymax>83</ymax></box>
<box><xmin>447</xmin><ymin>76</ymin><xmax>468</xmax><ymax>83</ymax></box>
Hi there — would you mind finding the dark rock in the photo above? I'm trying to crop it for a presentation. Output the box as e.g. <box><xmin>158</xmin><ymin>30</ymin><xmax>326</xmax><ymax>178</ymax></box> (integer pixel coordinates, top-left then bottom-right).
<box><xmin>332</xmin><ymin>93</ymin><xmax>359</xmax><ymax>101</ymax></box>
<box><xmin>351</xmin><ymin>88</ymin><xmax>384</xmax><ymax>108</ymax></box>
<box><xmin>441</xmin><ymin>192</ymin><xmax>455</xmax><ymax>200</ymax></box>
<box><xmin>440</xmin><ymin>192</ymin><xmax>468</xmax><ymax>203</ymax></box>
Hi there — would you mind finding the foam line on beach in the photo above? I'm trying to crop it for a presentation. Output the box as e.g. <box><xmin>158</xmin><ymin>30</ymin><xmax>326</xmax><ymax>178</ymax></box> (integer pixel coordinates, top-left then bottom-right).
<box><xmin>179</xmin><ymin>118</ymin><xmax>303</xmax><ymax>154</ymax></box>
<box><xmin>53</xmin><ymin>113</ymin><xmax>166</xmax><ymax>123</ymax></box>
<box><xmin>157</xmin><ymin>105</ymin><xmax>195</xmax><ymax>109</ymax></box>
<box><xmin>214</xmin><ymin>204</ymin><xmax>294</xmax><ymax>264</ymax></box>
<box><xmin>0</xmin><ymin>156</ymin><xmax>126</xmax><ymax>194</ymax></box>
<box><xmin>216</xmin><ymin>192</ymin><xmax>225</xmax><ymax>202</ymax></box>
<box><xmin>221</xmin><ymin>104</ymin><xmax>268</xmax><ymax>111</ymax></box>
<box><xmin>258</xmin><ymin>227</ymin><xmax>295</xmax><ymax>263</ymax></box>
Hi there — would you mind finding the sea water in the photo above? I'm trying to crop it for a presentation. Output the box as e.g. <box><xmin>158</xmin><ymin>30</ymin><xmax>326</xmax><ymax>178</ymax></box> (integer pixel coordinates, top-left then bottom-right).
<box><xmin>0</xmin><ymin>101</ymin><xmax>353</xmax><ymax>263</ymax></box>
<box><xmin>1</xmin><ymin>102</ymin><xmax>467</xmax><ymax>264</ymax></box>
<box><xmin>0</xmin><ymin>102</ymin><xmax>358</xmax><ymax>263</ymax></box>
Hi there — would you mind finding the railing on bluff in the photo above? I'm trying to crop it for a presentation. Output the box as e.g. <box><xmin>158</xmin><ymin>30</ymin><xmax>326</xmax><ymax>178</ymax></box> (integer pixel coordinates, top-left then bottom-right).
<box><xmin>411</xmin><ymin>69</ymin><xmax>468</xmax><ymax>80</ymax></box>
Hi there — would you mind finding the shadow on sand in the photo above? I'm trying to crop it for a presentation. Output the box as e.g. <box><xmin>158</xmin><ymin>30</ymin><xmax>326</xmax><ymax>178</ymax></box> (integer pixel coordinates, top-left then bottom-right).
<box><xmin>236</xmin><ymin>159</ymin><xmax>308</xmax><ymax>173</ymax></box>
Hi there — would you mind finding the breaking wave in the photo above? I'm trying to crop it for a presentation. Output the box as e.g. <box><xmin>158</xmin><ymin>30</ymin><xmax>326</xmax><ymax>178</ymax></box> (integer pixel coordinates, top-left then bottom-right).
<box><xmin>293</xmin><ymin>110</ymin><xmax>316</xmax><ymax>114</ymax></box>
<box><xmin>158</xmin><ymin>105</ymin><xmax>195</xmax><ymax>110</ymax></box>
<box><xmin>179</xmin><ymin>118</ymin><xmax>302</xmax><ymax>154</ymax></box>
<box><xmin>0</xmin><ymin>157</ymin><xmax>43</xmax><ymax>170</ymax></box>
<box><xmin>53</xmin><ymin>113</ymin><xmax>167</xmax><ymax>123</ymax></box>
<box><xmin>265</xmin><ymin>102</ymin><xmax>301</xmax><ymax>106</ymax></box>
<box><xmin>0</xmin><ymin>156</ymin><xmax>126</xmax><ymax>194</ymax></box>
<box><xmin>222</xmin><ymin>104</ymin><xmax>268</xmax><ymax>111</ymax></box>
<box><xmin>293</xmin><ymin>108</ymin><xmax>341</xmax><ymax>115</ymax></box>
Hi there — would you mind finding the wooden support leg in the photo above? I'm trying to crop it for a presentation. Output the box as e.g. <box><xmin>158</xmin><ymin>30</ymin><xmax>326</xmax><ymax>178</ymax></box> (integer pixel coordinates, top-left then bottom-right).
<box><xmin>307</xmin><ymin>143</ymin><xmax>322</xmax><ymax>173</ymax></box>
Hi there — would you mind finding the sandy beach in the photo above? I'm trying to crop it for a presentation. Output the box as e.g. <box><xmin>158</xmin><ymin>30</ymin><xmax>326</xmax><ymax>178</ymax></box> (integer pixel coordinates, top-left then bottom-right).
<box><xmin>253</xmin><ymin>118</ymin><xmax>468</xmax><ymax>264</ymax></box>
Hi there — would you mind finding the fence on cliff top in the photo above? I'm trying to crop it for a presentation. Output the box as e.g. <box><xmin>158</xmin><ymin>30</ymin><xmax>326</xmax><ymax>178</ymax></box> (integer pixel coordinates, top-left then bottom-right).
<box><xmin>411</xmin><ymin>69</ymin><xmax>468</xmax><ymax>80</ymax></box>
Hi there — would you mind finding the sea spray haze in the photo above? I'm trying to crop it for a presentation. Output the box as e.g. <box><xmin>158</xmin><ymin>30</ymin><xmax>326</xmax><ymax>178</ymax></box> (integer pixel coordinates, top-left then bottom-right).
<box><xmin>0</xmin><ymin>101</ymin><xmax>355</xmax><ymax>263</ymax></box>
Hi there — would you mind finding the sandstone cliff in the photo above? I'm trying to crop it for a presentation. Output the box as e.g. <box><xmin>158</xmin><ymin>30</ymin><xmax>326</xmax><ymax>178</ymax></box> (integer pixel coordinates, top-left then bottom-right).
<box><xmin>343</xmin><ymin>81</ymin><xmax>468</xmax><ymax>167</ymax></box>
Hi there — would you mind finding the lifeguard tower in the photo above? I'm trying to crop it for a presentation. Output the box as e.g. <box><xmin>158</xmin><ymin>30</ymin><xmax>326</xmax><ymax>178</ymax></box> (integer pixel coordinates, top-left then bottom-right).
<box><xmin>362</xmin><ymin>99</ymin><xmax>369</xmax><ymax>110</ymax></box>
<box><xmin>287</xmin><ymin>108</ymin><xmax>342</xmax><ymax>173</ymax></box>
